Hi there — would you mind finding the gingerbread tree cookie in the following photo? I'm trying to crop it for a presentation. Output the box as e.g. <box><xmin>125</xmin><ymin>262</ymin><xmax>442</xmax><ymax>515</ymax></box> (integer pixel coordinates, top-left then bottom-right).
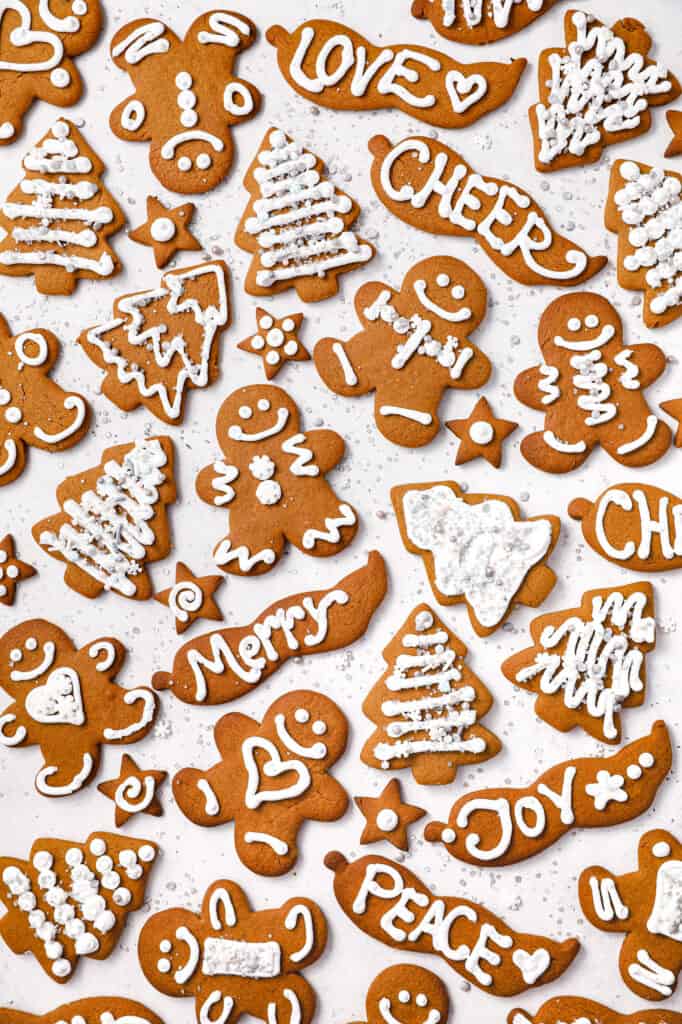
<box><xmin>515</xmin><ymin>293</ymin><xmax>670</xmax><ymax>472</ymax></box>
<box><xmin>197</xmin><ymin>384</ymin><xmax>358</xmax><ymax>575</ymax></box>
<box><xmin>348</xmin><ymin>966</ymin><xmax>450</xmax><ymax>1024</ymax></box>
<box><xmin>0</xmin><ymin>619</ymin><xmax>157</xmax><ymax>797</ymax></box>
<box><xmin>138</xmin><ymin>878</ymin><xmax>327</xmax><ymax>1024</ymax></box>
<box><xmin>0</xmin><ymin>0</ymin><xmax>102</xmax><ymax>145</ymax></box>
<box><xmin>509</xmin><ymin>997</ymin><xmax>682</xmax><ymax>1024</ymax></box>
<box><xmin>0</xmin><ymin>998</ymin><xmax>164</xmax><ymax>1024</ymax></box>
<box><xmin>411</xmin><ymin>0</ymin><xmax>565</xmax><ymax>45</ymax></box>
<box><xmin>0</xmin><ymin>832</ymin><xmax>157</xmax><ymax>982</ymax></box>
<box><xmin>239</xmin><ymin>309</ymin><xmax>308</xmax><ymax>378</ymax></box>
<box><xmin>579</xmin><ymin>829</ymin><xmax>682</xmax><ymax>1000</ymax></box>
<box><xmin>361</xmin><ymin>604</ymin><xmax>500</xmax><ymax>785</ymax></box>
<box><xmin>0</xmin><ymin>120</ymin><xmax>124</xmax><ymax>295</ymax></box>
<box><xmin>173</xmin><ymin>691</ymin><xmax>348</xmax><ymax>876</ymax></box>
<box><xmin>33</xmin><ymin>436</ymin><xmax>176</xmax><ymax>600</ymax></box>
<box><xmin>315</xmin><ymin>256</ymin><xmax>491</xmax><ymax>448</ymax></box>
<box><xmin>236</xmin><ymin>129</ymin><xmax>375</xmax><ymax>301</ymax></box>
<box><xmin>109</xmin><ymin>11</ymin><xmax>260</xmax><ymax>194</ymax></box>
<box><xmin>98</xmin><ymin>754</ymin><xmax>167</xmax><ymax>827</ymax></box>
<box><xmin>77</xmin><ymin>261</ymin><xmax>230</xmax><ymax>424</ymax></box>
<box><xmin>0</xmin><ymin>535</ymin><xmax>35</xmax><ymax>605</ymax></box>
<box><xmin>530</xmin><ymin>12</ymin><xmax>679</xmax><ymax>173</ymax></box>
<box><xmin>0</xmin><ymin>314</ymin><xmax>90</xmax><ymax>486</ymax></box>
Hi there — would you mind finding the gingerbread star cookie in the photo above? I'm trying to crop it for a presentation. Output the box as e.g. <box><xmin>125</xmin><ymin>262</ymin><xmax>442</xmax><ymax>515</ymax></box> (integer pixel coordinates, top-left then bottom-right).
<box><xmin>0</xmin><ymin>535</ymin><xmax>35</xmax><ymax>605</ymax></box>
<box><xmin>155</xmin><ymin>562</ymin><xmax>223</xmax><ymax>634</ymax></box>
<box><xmin>355</xmin><ymin>779</ymin><xmax>425</xmax><ymax>851</ymax></box>
<box><xmin>98</xmin><ymin>754</ymin><xmax>167</xmax><ymax>827</ymax></box>
<box><xmin>239</xmin><ymin>309</ymin><xmax>309</xmax><ymax>379</ymax></box>
<box><xmin>447</xmin><ymin>396</ymin><xmax>517</xmax><ymax>467</ymax></box>
<box><xmin>665</xmin><ymin>111</ymin><xmax>682</xmax><ymax>158</ymax></box>
<box><xmin>129</xmin><ymin>196</ymin><xmax>201</xmax><ymax>268</ymax></box>
<box><xmin>661</xmin><ymin>398</ymin><xmax>682</xmax><ymax>446</ymax></box>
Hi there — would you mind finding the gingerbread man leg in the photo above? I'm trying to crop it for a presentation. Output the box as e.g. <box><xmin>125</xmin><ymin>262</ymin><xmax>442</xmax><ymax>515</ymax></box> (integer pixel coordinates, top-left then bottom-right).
<box><xmin>601</xmin><ymin>416</ymin><xmax>672</xmax><ymax>467</ymax></box>
<box><xmin>258</xmin><ymin>974</ymin><xmax>316</xmax><ymax>1024</ymax></box>
<box><xmin>286</xmin><ymin>487</ymin><xmax>358</xmax><ymax>558</ymax></box>
<box><xmin>212</xmin><ymin>515</ymin><xmax>285</xmax><ymax>576</ymax></box>
<box><xmin>520</xmin><ymin>429</ymin><xmax>592</xmax><ymax>473</ymax></box>
<box><xmin>34</xmin><ymin>739</ymin><xmax>99</xmax><ymax>798</ymax></box>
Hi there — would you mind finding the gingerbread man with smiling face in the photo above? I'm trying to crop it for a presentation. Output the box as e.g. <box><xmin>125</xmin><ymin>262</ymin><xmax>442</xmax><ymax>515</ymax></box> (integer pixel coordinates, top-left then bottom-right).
<box><xmin>514</xmin><ymin>293</ymin><xmax>671</xmax><ymax>473</ymax></box>
<box><xmin>314</xmin><ymin>255</ymin><xmax>491</xmax><ymax>448</ymax></box>
<box><xmin>196</xmin><ymin>384</ymin><xmax>358</xmax><ymax>575</ymax></box>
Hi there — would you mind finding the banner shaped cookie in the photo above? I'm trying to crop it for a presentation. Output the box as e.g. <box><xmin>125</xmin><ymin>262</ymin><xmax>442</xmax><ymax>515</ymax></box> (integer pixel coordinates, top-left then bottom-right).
<box><xmin>530</xmin><ymin>12</ymin><xmax>679</xmax><ymax>172</ymax></box>
<box><xmin>0</xmin><ymin>619</ymin><xmax>157</xmax><ymax>797</ymax></box>
<box><xmin>349</xmin><ymin>965</ymin><xmax>450</xmax><ymax>1024</ymax></box>
<box><xmin>569</xmin><ymin>483</ymin><xmax>682</xmax><ymax>573</ymax></box>
<box><xmin>515</xmin><ymin>293</ymin><xmax>670</xmax><ymax>473</ymax></box>
<box><xmin>109</xmin><ymin>12</ymin><xmax>260</xmax><ymax>194</ymax></box>
<box><xmin>0</xmin><ymin>119</ymin><xmax>124</xmax><ymax>296</ymax></box>
<box><xmin>424</xmin><ymin>721</ymin><xmax>671</xmax><ymax>867</ymax></box>
<box><xmin>152</xmin><ymin>552</ymin><xmax>386</xmax><ymax>704</ymax></box>
<box><xmin>34</xmin><ymin>436</ymin><xmax>176</xmax><ymax>599</ymax></box>
<box><xmin>236</xmin><ymin>129</ymin><xmax>375</xmax><ymax>301</ymax></box>
<box><xmin>174</xmin><ymin>691</ymin><xmax>348</xmax><ymax>876</ymax></box>
<box><xmin>361</xmin><ymin>604</ymin><xmax>501</xmax><ymax>784</ymax></box>
<box><xmin>138</xmin><ymin>879</ymin><xmax>326</xmax><ymax>1024</ymax></box>
<box><xmin>606</xmin><ymin>159</ymin><xmax>682</xmax><ymax>328</ymax></box>
<box><xmin>0</xmin><ymin>315</ymin><xmax>89</xmax><ymax>487</ymax></box>
<box><xmin>0</xmin><ymin>998</ymin><xmax>164</xmax><ymax>1024</ymax></box>
<box><xmin>0</xmin><ymin>832</ymin><xmax>157</xmax><ymax>982</ymax></box>
<box><xmin>0</xmin><ymin>0</ymin><xmax>102</xmax><ymax>145</ymax></box>
<box><xmin>324</xmin><ymin>851</ymin><xmax>579</xmax><ymax>996</ymax></box>
<box><xmin>411</xmin><ymin>0</ymin><xmax>564</xmax><ymax>45</ymax></box>
<box><xmin>77</xmin><ymin>261</ymin><xmax>230</xmax><ymax>424</ymax></box>
<box><xmin>391</xmin><ymin>482</ymin><xmax>560</xmax><ymax>636</ymax></box>
<box><xmin>508</xmin><ymin>998</ymin><xmax>682</xmax><ymax>1024</ymax></box>
<box><xmin>368</xmin><ymin>135</ymin><xmax>606</xmax><ymax>287</ymax></box>
<box><xmin>502</xmin><ymin>582</ymin><xmax>655</xmax><ymax>743</ymax></box>
<box><xmin>267</xmin><ymin>20</ymin><xmax>526</xmax><ymax>127</ymax></box>
<box><xmin>196</xmin><ymin>385</ymin><xmax>359</xmax><ymax>575</ymax></box>
<box><xmin>579</xmin><ymin>829</ymin><xmax>682</xmax><ymax>1000</ymax></box>
<box><xmin>315</xmin><ymin>256</ymin><xmax>491</xmax><ymax>448</ymax></box>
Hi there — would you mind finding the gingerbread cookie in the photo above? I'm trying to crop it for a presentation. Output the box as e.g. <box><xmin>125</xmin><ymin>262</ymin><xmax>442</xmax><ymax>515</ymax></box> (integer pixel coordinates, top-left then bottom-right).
<box><xmin>606</xmin><ymin>159</ymin><xmax>682</xmax><ymax>328</ymax></box>
<box><xmin>0</xmin><ymin>535</ymin><xmax>35</xmax><ymax>605</ymax></box>
<box><xmin>152</xmin><ymin>551</ymin><xmax>387</xmax><ymax>705</ymax></box>
<box><xmin>392</xmin><ymin>482</ymin><xmax>560</xmax><ymax>636</ymax></box>
<box><xmin>325</xmin><ymin>851</ymin><xmax>579</xmax><ymax>995</ymax></box>
<box><xmin>129</xmin><ymin>196</ymin><xmax>201</xmax><ymax>268</ymax></box>
<box><xmin>196</xmin><ymin>385</ymin><xmax>358</xmax><ymax>575</ymax></box>
<box><xmin>77</xmin><ymin>260</ymin><xmax>229</xmax><ymax>424</ymax></box>
<box><xmin>665</xmin><ymin>111</ymin><xmax>682</xmax><ymax>158</ymax></box>
<box><xmin>447</xmin><ymin>397</ymin><xmax>516</xmax><ymax>467</ymax></box>
<box><xmin>155</xmin><ymin>562</ymin><xmax>223</xmax><ymax>635</ymax></box>
<box><xmin>0</xmin><ymin>619</ymin><xmax>157</xmax><ymax>797</ymax></box>
<box><xmin>361</xmin><ymin>603</ymin><xmax>500</xmax><ymax>784</ymax></box>
<box><xmin>33</xmin><ymin>436</ymin><xmax>176</xmax><ymax>600</ymax></box>
<box><xmin>267</xmin><ymin>20</ymin><xmax>526</xmax><ymax>127</ymax></box>
<box><xmin>425</xmin><ymin>721</ymin><xmax>671</xmax><ymax>867</ymax></box>
<box><xmin>411</xmin><ymin>0</ymin><xmax>565</xmax><ymax>45</ymax></box>
<box><xmin>579</xmin><ymin>829</ymin><xmax>682</xmax><ymax>1000</ymax></box>
<box><xmin>569</xmin><ymin>483</ymin><xmax>682</xmax><ymax>573</ymax></box>
<box><xmin>355</xmin><ymin>780</ymin><xmax>425</xmax><ymax>851</ymax></box>
<box><xmin>502</xmin><ymin>581</ymin><xmax>655</xmax><ymax>743</ymax></box>
<box><xmin>174</xmin><ymin>691</ymin><xmax>348</xmax><ymax>877</ymax></box>
<box><xmin>514</xmin><ymin>293</ymin><xmax>670</xmax><ymax>473</ymax></box>
<box><xmin>0</xmin><ymin>998</ymin><xmax>164</xmax><ymax>1024</ymax></box>
<box><xmin>235</xmin><ymin>129</ymin><xmax>375</xmax><ymax>301</ymax></box>
<box><xmin>98</xmin><ymin>754</ymin><xmax>167</xmax><ymax>827</ymax></box>
<box><xmin>0</xmin><ymin>832</ymin><xmax>157</xmax><ymax>982</ymax></box>
<box><xmin>0</xmin><ymin>119</ymin><xmax>124</xmax><ymax>295</ymax></box>
<box><xmin>239</xmin><ymin>309</ymin><xmax>308</xmax><ymax>379</ymax></box>
<box><xmin>109</xmin><ymin>12</ymin><xmax>260</xmax><ymax>194</ymax></box>
<box><xmin>530</xmin><ymin>13</ymin><xmax>679</xmax><ymax>173</ymax></box>
<box><xmin>314</xmin><ymin>256</ymin><xmax>491</xmax><ymax>448</ymax></box>
<box><xmin>509</xmin><ymin>998</ymin><xmax>682</xmax><ymax>1024</ymax></box>
<box><xmin>138</xmin><ymin>878</ymin><xmax>326</xmax><ymax>1024</ymax></box>
<box><xmin>369</xmin><ymin>135</ymin><xmax>606</xmax><ymax>287</ymax></box>
<box><xmin>662</xmin><ymin>397</ymin><xmax>682</xmax><ymax>445</ymax></box>
<box><xmin>348</xmin><ymin>965</ymin><xmax>450</xmax><ymax>1024</ymax></box>
<box><xmin>0</xmin><ymin>0</ymin><xmax>102</xmax><ymax>145</ymax></box>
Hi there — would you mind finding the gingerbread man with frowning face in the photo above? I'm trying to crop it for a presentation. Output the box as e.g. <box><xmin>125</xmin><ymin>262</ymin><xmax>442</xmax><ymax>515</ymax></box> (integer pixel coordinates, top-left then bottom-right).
<box><xmin>196</xmin><ymin>384</ymin><xmax>358</xmax><ymax>575</ymax></box>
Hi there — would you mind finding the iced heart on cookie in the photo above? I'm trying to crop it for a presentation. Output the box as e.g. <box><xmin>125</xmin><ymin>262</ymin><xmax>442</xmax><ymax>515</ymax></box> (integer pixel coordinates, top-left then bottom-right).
<box><xmin>25</xmin><ymin>667</ymin><xmax>85</xmax><ymax>726</ymax></box>
<box><xmin>243</xmin><ymin>737</ymin><xmax>310</xmax><ymax>809</ymax></box>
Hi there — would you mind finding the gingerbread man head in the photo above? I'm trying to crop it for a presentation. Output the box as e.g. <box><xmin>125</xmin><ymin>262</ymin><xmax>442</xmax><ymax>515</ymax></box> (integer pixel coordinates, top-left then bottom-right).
<box><xmin>399</xmin><ymin>256</ymin><xmax>487</xmax><ymax>331</ymax></box>
<box><xmin>537</xmin><ymin>293</ymin><xmax>623</xmax><ymax>359</ymax></box>
<box><xmin>364</xmin><ymin>965</ymin><xmax>450</xmax><ymax>1024</ymax></box>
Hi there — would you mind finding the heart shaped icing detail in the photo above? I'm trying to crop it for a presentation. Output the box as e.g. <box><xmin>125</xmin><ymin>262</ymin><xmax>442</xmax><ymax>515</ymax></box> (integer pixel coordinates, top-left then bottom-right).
<box><xmin>445</xmin><ymin>70</ymin><xmax>488</xmax><ymax>113</ymax></box>
<box><xmin>512</xmin><ymin>947</ymin><xmax>551</xmax><ymax>984</ymax></box>
<box><xmin>25</xmin><ymin>666</ymin><xmax>85</xmax><ymax>726</ymax></box>
<box><xmin>242</xmin><ymin>736</ymin><xmax>311</xmax><ymax>810</ymax></box>
<box><xmin>0</xmin><ymin>3</ymin><xmax>65</xmax><ymax>74</ymax></box>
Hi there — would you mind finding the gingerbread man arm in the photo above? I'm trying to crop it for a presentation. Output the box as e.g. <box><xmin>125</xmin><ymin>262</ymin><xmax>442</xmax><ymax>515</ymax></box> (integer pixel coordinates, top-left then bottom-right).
<box><xmin>110</xmin><ymin>95</ymin><xmax>154</xmax><ymax>143</ymax></box>
<box><xmin>514</xmin><ymin>365</ymin><xmax>555</xmax><ymax>411</ymax></box>
<box><xmin>173</xmin><ymin>713</ymin><xmax>254</xmax><ymax>825</ymax></box>
<box><xmin>620</xmin><ymin>343</ymin><xmax>667</xmax><ymax>388</ymax></box>
<box><xmin>0</xmin><ymin>701</ymin><xmax>32</xmax><ymax>750</ymax></box>
<box><xmin>296</xmin><ymin>774</ymin><xmax>348</xmax><ymax>822</ymax></box>
<box><xmin>109</xmin><ymin>19</ymin><xmax>182</xmax><ymax>141</ymax></box>
<box><xmin>297</xmin><ymin>429</ymin><xmax>345</xmax><ymax>474</ymax></box>
<box><xmin>196</xmin><ymin>460</ymin><xmax>239</xmax><ymax>508</ymax></box>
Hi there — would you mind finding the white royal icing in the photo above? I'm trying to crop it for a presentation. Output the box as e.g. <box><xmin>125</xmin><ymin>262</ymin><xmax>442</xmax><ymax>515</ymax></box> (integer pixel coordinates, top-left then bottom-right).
<box><xmin>647</xmin><ymin>859</ymin><xmax>682</xmax><ymax>942</ymax></box>
<box><xmin>593</xmin><ymin>487</ymin><xmax>682</xmax><ymax>563</ymax></box>
<box><xmin>440</xmin><ymin>0</ymin><xmax>545</xmax><ymax>30</ymax></box>
<box><xmin>203</xmin><ymin>937</ymin><xmax>281</xmax><ymax>978</ymax></box>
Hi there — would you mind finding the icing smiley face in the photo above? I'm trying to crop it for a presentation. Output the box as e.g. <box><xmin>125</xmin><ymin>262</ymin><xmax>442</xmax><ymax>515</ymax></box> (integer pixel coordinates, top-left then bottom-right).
<box><xmin>364</xmin><ymin>966</ymin><xmax>449</xmax><ymax>1024</ymax></box>
<box><xmin>539</xmin><ymin>293</ymin><xmax>620</xmax><ymax>353</ymax></box>
<box><xmin>225</xmin><ymin>391</ymin><xmax>296</xmax><ymax>444</ymax></box>
<box><xmin>403</xmin><ymin>257</ymin><xmax>486</xmax><ymax>328</ymax></box>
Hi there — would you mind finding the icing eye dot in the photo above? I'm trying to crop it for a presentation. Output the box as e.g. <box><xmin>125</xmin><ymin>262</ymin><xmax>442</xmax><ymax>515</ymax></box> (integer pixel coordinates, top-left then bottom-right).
<box><xmin>257</xmin><ymin>398</ymin><xmax>271</xmax><ymax>411</ymax></box>
<box><xmin>398</xmin><ymin>992</ymin><xmax>410</xmax><ymax>1004</ymax></box>
<box><xmin>159</xmin><ymin>939</ymin><xmax>172</xmax><ymax>953</ymax></box>
<box><xmin>312</xmin><ymin>720</ymin><xmax>327</xmax><ymax>735</ymax></box>
<box><xmin>416</xmin><ymin>995</ymin><xmax>428</xmax><ymax>1008</ymax></box>
<box><xmin>10</xmin><ymin>648</ymin><xmax>22</xmax><ymax>662</ymax></box>
<box><xmin>177</xmin><ymin>156</ymin><xmax>192</xmax><ymax>172</ymax></box>
<box><xmin>196</xmin><ymin>153</ymin><xmax>212</xmax><ymax>171</ymax></box>
<box><xmin>451</xmin><ymin>284</ymin><xmax>465</xmax><ymax>300</ymax></box>
<box><xmin>157</xmin><ymin>957</ymin><xmax>171</xmax><ymax>974</ymax></box>
<box><xmin>436</xmin><ymin>273</ymin><xmax>450</xmax><ymax>287</ymax></box>
<box><xmin>568</xmin><ymin>317</ymin><xmax>581</xmax><ymax>331</ymax></box>
<box><xmin>72</xmin><ymin>0</ymin><xmax>88</xmax><ymax>14</ymax></box>
<box><xmin>294</xmin><ymin>708</ymin><xmax>310</xmax><ymax>724</ymax></box>
<box><xmin>585</xmin><ymin>314</ymin><xmax>600</xmax><ymax>328</ymax></box>
<box><xmin>238</xmin><ymin>405</ymin><xmax>253</xmax><ymax>420</ymax></box>
<box><xmin>25</xmin><ymin>637</ymin><xmax>38</xmax><ymax>651</ymax></box>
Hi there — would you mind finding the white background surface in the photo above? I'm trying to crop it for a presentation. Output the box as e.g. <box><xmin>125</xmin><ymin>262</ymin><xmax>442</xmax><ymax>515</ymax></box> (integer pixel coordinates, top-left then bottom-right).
<box><xmin>1</xmin><ymin>0</ymin><xmax>681</xmax><ymax>1019</ymax></box>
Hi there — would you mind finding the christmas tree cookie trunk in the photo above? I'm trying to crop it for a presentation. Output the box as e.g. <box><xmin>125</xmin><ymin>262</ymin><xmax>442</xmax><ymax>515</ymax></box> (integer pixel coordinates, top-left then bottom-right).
<box><xmin>0</xmin><ymin>120</ymin><xmax>124</xmax><ymax>296</ymax></box>
<box><xmin>235</xmin><ymin>128</ymin><xmax>375</xmax><ymax>302</ymax></box>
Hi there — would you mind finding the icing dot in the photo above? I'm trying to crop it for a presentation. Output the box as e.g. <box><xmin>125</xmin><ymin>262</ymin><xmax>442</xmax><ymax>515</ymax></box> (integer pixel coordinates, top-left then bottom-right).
<box><xmin>112</xmin><ymin>886</ymin><xmax>132</xmax><ymax>906</ymax></box>
<box><xmin>626</xmin><ymin>764</ymin><xmax>642</xmax><ymax>780</ymax></box>
<box><xmin>0</xmin><ymin>584</ymin><xmax>5</xmax><ymax>597</ymax></box>
<box><xmin>256</xmin><ymin>480</ymin><xmax>282</xmax><ymax>505</ymax></box>
<box><xmin>284</xmin><ymin>341</ymin><xmax>298</xmax><ymax>356</ymax></box>
<box><xmin>65</xmin><ymin>848</ymin><xmax>83</xmax><ymax>867</ymax></box>
<box><xmin>414</xmin><ymin>610</ymin><xmax>433</xmax><ymax>631</ymax></box>
<box><xmin>6</xmin><ymin>565</ymin><xmax>17</xmax><ymax>579</ymax></box>
<box><xmin>150</xmin><ymin>217</ymin><xmax>177</xmax><ymax>244</ymax></box>
<box><xmin>50</xmin><ymin>68</ymin><xmax>70</xmax><ymax>88</ymax></box>
<box><xmin>282</xmin><ymin>318</ymin><xmax>295</xmax><ymax>332</ymax></box>
<box><xmin>177</xmin><ymin>90</ymin><xmax>197</xmax><ymax>110</ymax></box>
<box><xmin>451</xmin><ymin>284</ymin><xmax>465</xmax><ymax>299</ymax></box>
<box><xmin>398</xmin><ymin>992</ymin><xmax>410</xmax><ymax>1004</ymax></box>
<box><xmin>157</xmin><ymin>957</ymin><xmax>171</xmax><ymax>974</ymax></box>
<box><xmin>238</xmin><ymin>405</ymin><xmax>252</xmax><ymax>419</ymax></box>
<box><xmin>294</xmin><ymin>708</ymin><xmax>310</xmax><ymax>723</ymax></box>
<box><xmin>196</xmin><ymin>153</ymin><xmax>212</xmax><ymax>170</ymax></box>
<box><xmin>52</xmin><ymin>121</ymin><xmax>69</xmax><ymax>139</ymax></box>
<box><xmin>585</xmin><ymin>314</ymin><xmax>600</xmax><ymax>328</ymax></box>
<box><xmin>468</xmin><ymin>420</ymin><xmax>494</xmax><ymax>445</ymax></box>
<box><xmin>72</xmin><ymin>0</ymin><xmax>88</xmax><ymax>13</ymax></box>
<box><xmin>639</xmin><ymin>752</ymin><xmax>655</xmax><ymax>768</ymax></box>
<box><xmin>5</xmin><ymin>406</ymin><xmax>21</xmax><ymax>424</ymax></box>
<box><xmin>180</xmin><ymin>110</ymin><xmax>198</xmax><ymax>129</ymax></box>
<box><xmin>653</xmin><ymin>841</ymin><xmax>672</xmax><ymax>858</ymax></box>
<box><xmin>441</xmin><ymin>827</ymin><xmax>456</xmax><ymax>843</ymax></box>
<box><xmin>51</xmin><ymin>958</ymin><xmax>71</xmax><ymax>978</ymax></box>
<box><xmin>267</xmin><ymin>328</ymin><xmax>284</xmax><ymax>347</ymax></box>
<box><xmin>138</xmin><ymin>844</ymin><xmax>156</xmax><ymax>862</ymax></box>
<box><xmin>312</xmin><ymin>720</ymin><xmax>327</xmax><ymax>735</ymax></box>
<box><xmin>266</xmin><ymin>351</ymin><xmax>280</xmax><ymax>365</ymax></box>
<box><xmin>436</xmin><ymin>274</ymin><xmax>450</xmax><ymax>287</ymax></box>
<box><xmin>175</xmin><ymin>71</ymin><xmax>193</xmax><ymax>89</ymax></box>
<box><xmin>95</xmin><ymin>910</ymin><xmax>116</xmax><ymax>933</ymax></box>
<box><xmin>251</xmin><ymin>335</ymin><xmax>265</xmax><ymax>350</ymax></box>
<box><xmin>259</xmin><ymin>315</ymin><xmax>274</xmax><ymax>330</ymax></box>
<box><xmin>416</xmin><ymin>996</ymin><xmax>428</xmax><ymax>1008</ymax></box>
<box><xmin>0</xmin><ymin>389</ymin><xmax>9</xmax><ymax>405</ymax></box>
<box><xmin>376</xmin><ymin>809</ymin><xmax>399</xmax><ymax>832</ymax></box>
<box><xmin>33</xmin><ymin>851</ymin><xmax>53</xmax><ymax>871</ymax></box>
<box><xmin>118</xmin><ymin>850</ymin><xmax>137</xmax><ymax>868</ymax></box>
<box><xmin>177</xmin><ymin>156</ymin><xmax>192</xmax><ymax>172</ymax></box>
<box><xmin>9</xmin><ymin>648</ymin><xmax>22</xmax><ymax>662</ymax></box>
<box><xmin>568</xmin><ymin>317</ymin><xmax>581</xmax><ymax>331</ymax></box>
<box><xmin>89</xmin><ymin>838</ymin><xmax>106</xmax><ymax>856</ymax></box>
<box><xmin>25</xmin><ymin>637</ymin><xmax>37</xmax><ymax>650</ymax></box>
<box><xmin>95</xmin><ymin>855</ymin><xmax>113</xmax><ymax>873</ymax></box>
<box><xmin>257</xmin><ymin>398</ymin><xmax>271</xmax><ymax>411</ymax></box>
<box><xmin>159</xmin><ymin>939</ymin><xmax>172</xmax><ymax>953</ymax></box>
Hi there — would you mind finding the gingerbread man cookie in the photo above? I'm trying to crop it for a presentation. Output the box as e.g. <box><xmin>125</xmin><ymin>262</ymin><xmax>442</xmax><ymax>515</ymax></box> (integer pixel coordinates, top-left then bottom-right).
<box><xmin>348</xmin><ymin>965</ymin><xmax>450</xmax><ymax>1024</ymax></box>
<box><xmin>174</xmin><ymin>691</ymin><xmax>348</xmax><ymax>877</ymax></box>
<box><xmin>665</xmin><ymin>111</ymin><xmax>682</xmax><ymax>157</ymax></box>
<box><xmin>129</xmin><ymin>196</ymin><xmax>201</xmax><ymax>268</ymax></box>
<box><xmin>197</xmin><ymin>385</ymin><xmax>358</xmax><ymax>576</ymax></box>
<box><xmin>314</xmin><ymin>256</ymin><xmax>490</xmax><ymax>448</ymax></box>
<box><xmin>0</xmin><ymin>535</ymin><xmax>35</xmax><ymax>605</ymax></box>
<box><xmin>0</xmin><ymin>619</ymin><xmax>157</xmax><ymax>797</ymax></box>
<box><xmin>411</xmin><ymin>0</ymin><xmax>565</xmax><ymax>45</ymax></box>
<box><xmin>661</xmin><ymin>397</ymin><xmax>682</xmax><ymax>445</ymax></box>
<box><xmin>138</xmin><ymin>878</ymin><xmax>327</xmax><ymax>1024</ymax></box>
<box><xmin>239</xmin><ymin>309</ymin><xmax>308</xmax><ymax>379</ymax></box>
<box><xmin>109</xmin><ymin>12</ymin><xmax>260</xmax><ymax>194</ymax></box>
<box><xmin>447</xmin><ymin>396</ymin><xmax>517</xmax><ymax>467</ymax></box>
<box><xmin>579</xmin><ymin>829</ymin><xmax>682</xmax><ymax>1000</ymax></box>
<box><xmin>509</xmin><ymin>998</ymin><xmax>682</xmax><ymax>1024</ymax></box>
<box><xmin>355</xmin><ymin>780</ymin><xmax>425</xmax><ymax>851</ymax></box>
<box><xmin>98</xmin><ymin>753</ymin><xmax>167</xmax><ymax>827</ymax></box>
<box><xmin>0</xmin><ymin>997</ymin><xmax>164</xmax><ymax>1024</ymax></box>
<box><xmin>515</xmin><ymin>294</ymin><xmax>670</xmax><ymax>472</ymax></box>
